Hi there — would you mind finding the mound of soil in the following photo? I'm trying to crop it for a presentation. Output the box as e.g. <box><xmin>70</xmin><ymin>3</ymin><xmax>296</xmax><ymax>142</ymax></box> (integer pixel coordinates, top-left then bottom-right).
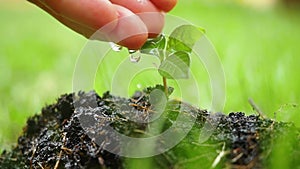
<box><xmin>0</xmin><ymin>85</ymin><xmax>299</xmax><ymax>169</ymax></box>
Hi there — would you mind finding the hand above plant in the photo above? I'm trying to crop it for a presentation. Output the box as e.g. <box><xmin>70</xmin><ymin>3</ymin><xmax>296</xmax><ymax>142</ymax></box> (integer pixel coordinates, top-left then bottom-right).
<box><xmin>28</xmin><ymin>0</ymin><xmax>177</xmax><ymax>49</ymax></box>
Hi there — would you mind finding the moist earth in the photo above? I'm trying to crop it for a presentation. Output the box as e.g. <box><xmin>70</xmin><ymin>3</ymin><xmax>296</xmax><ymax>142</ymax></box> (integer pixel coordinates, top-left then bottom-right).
<box><xmin>0</xmin><ymin>85</ymin><xmax>299</xmax><ymax>169</ymax></box>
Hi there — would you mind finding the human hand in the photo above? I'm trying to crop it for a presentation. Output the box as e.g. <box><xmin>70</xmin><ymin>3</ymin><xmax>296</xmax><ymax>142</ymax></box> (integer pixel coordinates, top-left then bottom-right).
<box><xmin>28</xmin><ymin>0</ymin><xmax>177</xmax><ymax>49</ymax></box>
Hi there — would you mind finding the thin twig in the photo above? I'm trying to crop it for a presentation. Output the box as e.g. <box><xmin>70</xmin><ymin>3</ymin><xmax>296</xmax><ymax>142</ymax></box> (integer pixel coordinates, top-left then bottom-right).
<box><xmin>30</xmin><ymin>139</ymin><xmax>38</xmax><ymax>169</ymax></box>
<box><xmin>98</xmin><ymin>157</ymin><xmax>107</xmax><ymax>169</ymax></box>
<box><xmin>132</xmin><ymin>93</ymin><xmax>145</xmax><ymax>103</ymax></box>
<box><xmin>30</xmin><ymin>146</ymin><xmax>37</xmax><ymax>168</ymax></box>
<box><xmin>61</xmin><ymin>147</ymin><xmax>73</xmax><ymax>154</ymax></box>
<box><xmin>163</xmin><ymin>77</ymin><xmax>168</xmax><ymax>96</ymax></box>
<box><xmin>54</xmin><ymin>148</ymin><xmax>63</xmax><ymax>169</ymax></box>
<box><xmin>54</xmin><ymin>133</ymin><xmax>67</xmax><ymax>169</ymax></box>
<box><xmin>37</xmin><ymin>162</ymin><xmax>45</xmax><ymax>169</ymax></box>
<box><xmin>9</xmin><ymin>158</ymin><xmax>17</xmax><ymax>161</ymax></box>
<box><xmin>248</xmin><ymin>98</ymin><xmax>266</xmax><ymax>119</ymax></box>
<box><xmin>133</xmin><ymin>129</ymin><xmax>152</xmax><ymax>136</ymax></box>
<box><xmin>231</xmin><ymin>153</ymin><xmax>244</xmax><ymax>163</ymax></box>
<box><xmin>212</xmin><ymin>142</ymin><xmax>228</xmax><ymax>168</ymax></box>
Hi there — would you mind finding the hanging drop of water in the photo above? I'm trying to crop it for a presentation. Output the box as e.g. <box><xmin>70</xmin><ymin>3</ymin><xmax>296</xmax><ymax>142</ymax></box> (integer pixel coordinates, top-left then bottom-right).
<box><xmin>129</xmin><ymin>50</ymin><xmax>141</xmax><ymax>63</ymax></box>
<box><xmin>128</xmin><ymin>49</ymin><xmax>137</xmax><ymax>54</ymax></box>
<box><xmin>109</xmin><ymin>42</ymin><xmax>122</xmax><ymax>52</ymax></box>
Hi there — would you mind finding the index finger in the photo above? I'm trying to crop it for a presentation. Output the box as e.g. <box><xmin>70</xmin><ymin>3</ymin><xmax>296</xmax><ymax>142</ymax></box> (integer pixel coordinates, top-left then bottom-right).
<box><xmin>43</xmin><ymin>0</ymin><xmax>118</xmax><ymax>31</ymax></box>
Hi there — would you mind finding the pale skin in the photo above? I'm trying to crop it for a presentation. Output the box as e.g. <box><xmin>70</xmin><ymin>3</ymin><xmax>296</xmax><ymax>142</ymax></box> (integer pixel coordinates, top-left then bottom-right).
<box><xmin>28</xmin><ymin>0</ymin><xmax>177</xmax><ymax>49</ymax></box>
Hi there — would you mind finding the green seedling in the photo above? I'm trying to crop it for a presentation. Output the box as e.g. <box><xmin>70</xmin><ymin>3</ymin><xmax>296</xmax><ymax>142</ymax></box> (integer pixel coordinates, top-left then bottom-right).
<box><xmin>140</xmin><ymin>25</ymin><xmax>205</xmax><ymax>96</ymax></box>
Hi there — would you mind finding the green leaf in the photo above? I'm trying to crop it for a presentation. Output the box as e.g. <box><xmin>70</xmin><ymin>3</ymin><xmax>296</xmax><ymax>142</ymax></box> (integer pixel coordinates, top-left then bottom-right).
<box><xmin>158</xmin><ymin>51</ymin><xmax>190</xmax><ymax>79</ymax></box>
<box><xmin>140</xmin><ymin>34</ymin><xmax>166</xmax><ymax>60</ymax></box>
<box><xmin>167</xmin><ymin>25</ymin><xmax>205</xmax><ymax>53</ymax></box>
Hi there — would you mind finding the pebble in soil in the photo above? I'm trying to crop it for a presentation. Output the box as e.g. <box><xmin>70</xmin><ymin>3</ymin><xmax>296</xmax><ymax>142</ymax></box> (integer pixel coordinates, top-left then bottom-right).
<box><xmin>0</xmin><ymin>85</ymin><xmax>299</xmax><ymax>169</ymax></box>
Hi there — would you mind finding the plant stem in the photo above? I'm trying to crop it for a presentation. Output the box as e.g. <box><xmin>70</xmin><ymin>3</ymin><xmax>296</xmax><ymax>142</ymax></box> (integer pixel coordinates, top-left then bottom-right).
<box><xmin>163</xmin><ymin>77</ymin><xmax>168</xmax><ymax>96</ymax></box>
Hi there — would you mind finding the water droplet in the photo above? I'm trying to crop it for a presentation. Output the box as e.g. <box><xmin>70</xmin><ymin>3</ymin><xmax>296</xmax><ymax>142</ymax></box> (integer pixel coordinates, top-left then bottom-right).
<box><xmin>109</xmin><ymin>42</ymin><xmax>122</xmax><ymax>52</ymax></box>
<box><xmin>137</xmin><ymin>84</ymin><xmax>142</xmax><ymax>89</ymax></box>
<box><xmin>129</xmin><ymin>50</ymin><xmax>141</xmax><ymax>63</ymax></box>
<box><xmin>128</xmin><ymin>49</ymin><xmax>137</xmax><ymax>54</ymax></box>
<box><xmin>149</xmin><ymin>48</ymin><xmax>159</xmax><ymax>56</ymax></box>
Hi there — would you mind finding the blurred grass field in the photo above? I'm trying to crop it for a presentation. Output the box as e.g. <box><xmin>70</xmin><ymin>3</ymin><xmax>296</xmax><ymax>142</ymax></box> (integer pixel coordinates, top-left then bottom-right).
<box><xmin>1</xmin><ymin>0</ymin><xmax>300</xmax><ymax>153</ymax></box>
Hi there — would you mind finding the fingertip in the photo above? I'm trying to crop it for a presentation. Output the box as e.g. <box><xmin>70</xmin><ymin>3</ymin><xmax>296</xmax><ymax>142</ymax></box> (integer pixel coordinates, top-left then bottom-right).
<box><xmin>118</xmin><ymin>34</ymin><xmax>148</xmax><ymax>50</ymax></box>
<box><xmin>136</xmin><ymin>12</ymin><xmax>164</xmax><ymax>38</ymax></box>
<box><xmin>109</xmin><ymin>5</ymin><xmax>148</xmax><ymax>50</ymax></box>
<box><xmin>150</xmin><ymin>0</ymin><xmax>177</xmax><ymax>12</ymax></box>
<box><xmin>111</xmin><ymin>0</ymin><xmax>164</xmax><ymax>37</ymax></box>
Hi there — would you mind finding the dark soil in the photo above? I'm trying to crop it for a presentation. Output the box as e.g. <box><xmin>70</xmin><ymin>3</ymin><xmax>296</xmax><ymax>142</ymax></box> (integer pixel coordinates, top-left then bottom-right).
<box><xmin>0</xmin><ymin>85</ymin><xmax>299</xmax><ymax>169</ymax></box>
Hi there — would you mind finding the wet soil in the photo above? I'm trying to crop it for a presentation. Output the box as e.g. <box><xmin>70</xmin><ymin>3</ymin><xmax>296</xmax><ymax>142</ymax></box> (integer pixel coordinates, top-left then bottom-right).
<box><xmin>0</xmin><ymin>85</ymin><xmax>299</xmax><ymax>169</ymax></box>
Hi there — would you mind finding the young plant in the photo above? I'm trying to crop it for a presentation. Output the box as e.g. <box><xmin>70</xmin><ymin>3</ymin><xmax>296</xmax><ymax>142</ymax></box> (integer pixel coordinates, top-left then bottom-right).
<box><xmin>140</xmin><ymin>25</ymin><xmax>205</xmax><ymax>96</ymax></box>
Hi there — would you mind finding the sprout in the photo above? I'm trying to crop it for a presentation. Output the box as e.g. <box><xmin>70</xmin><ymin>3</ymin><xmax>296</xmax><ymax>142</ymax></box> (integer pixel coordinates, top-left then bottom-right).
<box><xmin>140</xmin><ymin>25</ymin><xmax>205</xmax><ymax>96</ymax></box>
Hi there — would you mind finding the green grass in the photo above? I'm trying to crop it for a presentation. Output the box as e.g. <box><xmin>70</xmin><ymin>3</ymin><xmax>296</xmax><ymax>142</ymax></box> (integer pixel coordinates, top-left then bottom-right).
<box><xmin>0</xmin><ymin>2</ymin><xmax>86</xmax><ymax>149</ymax></box>
<box><xmin>1</xmin><ymin>0</ymin><xmax>300</xmax><ymax>163</ymax></box>
<box><xmin>170</xmin><ymin>1</ymin><xmax>300</xmax><ymax>120</ymax></box>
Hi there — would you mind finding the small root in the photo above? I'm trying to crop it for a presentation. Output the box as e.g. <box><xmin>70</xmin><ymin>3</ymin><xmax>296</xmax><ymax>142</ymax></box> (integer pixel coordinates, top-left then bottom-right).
<box><xmin>54</xmin><ymin>133</ymin><xmax>67</xmax><ymax>169</ymax></box>
<box><xmin>98</xmin><ymin>157</ymin><xmax>106</xmax><ymax>169</ymax></box>
<box><xmin>61</xmin><ymin>147</ymin><xmax>72</xmax><ymax>155</ymax></box>
<box><xmin>129</xmin><ymin>103</ymin><xmax>155</xmax><ymax>113</ymax></box>
<box><xmin>37</xmin><ymin>162</ymin><xmax>45</xmax><ymax>169</ymax></box>
<box><xmin>231</xmin><ymin>153</ymin><xmax>244</xmax><ymax>163</ymax></box>
<box><xmin>30</xmin><ymin>140</ymin><xmax>38</xmax><ymax>168</ymax></box>
<box><xmin>212</xmin><ymin>142</ymin><xmax>229</xmax><ymax>168</ymax></box>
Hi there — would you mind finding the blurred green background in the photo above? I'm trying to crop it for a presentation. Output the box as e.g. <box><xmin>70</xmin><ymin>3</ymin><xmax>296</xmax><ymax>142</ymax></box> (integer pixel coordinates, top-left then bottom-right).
<box><xmin>0</xmin><ymin>0</ymin><xmax>299</xmax><ymax>152</ymax></box>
